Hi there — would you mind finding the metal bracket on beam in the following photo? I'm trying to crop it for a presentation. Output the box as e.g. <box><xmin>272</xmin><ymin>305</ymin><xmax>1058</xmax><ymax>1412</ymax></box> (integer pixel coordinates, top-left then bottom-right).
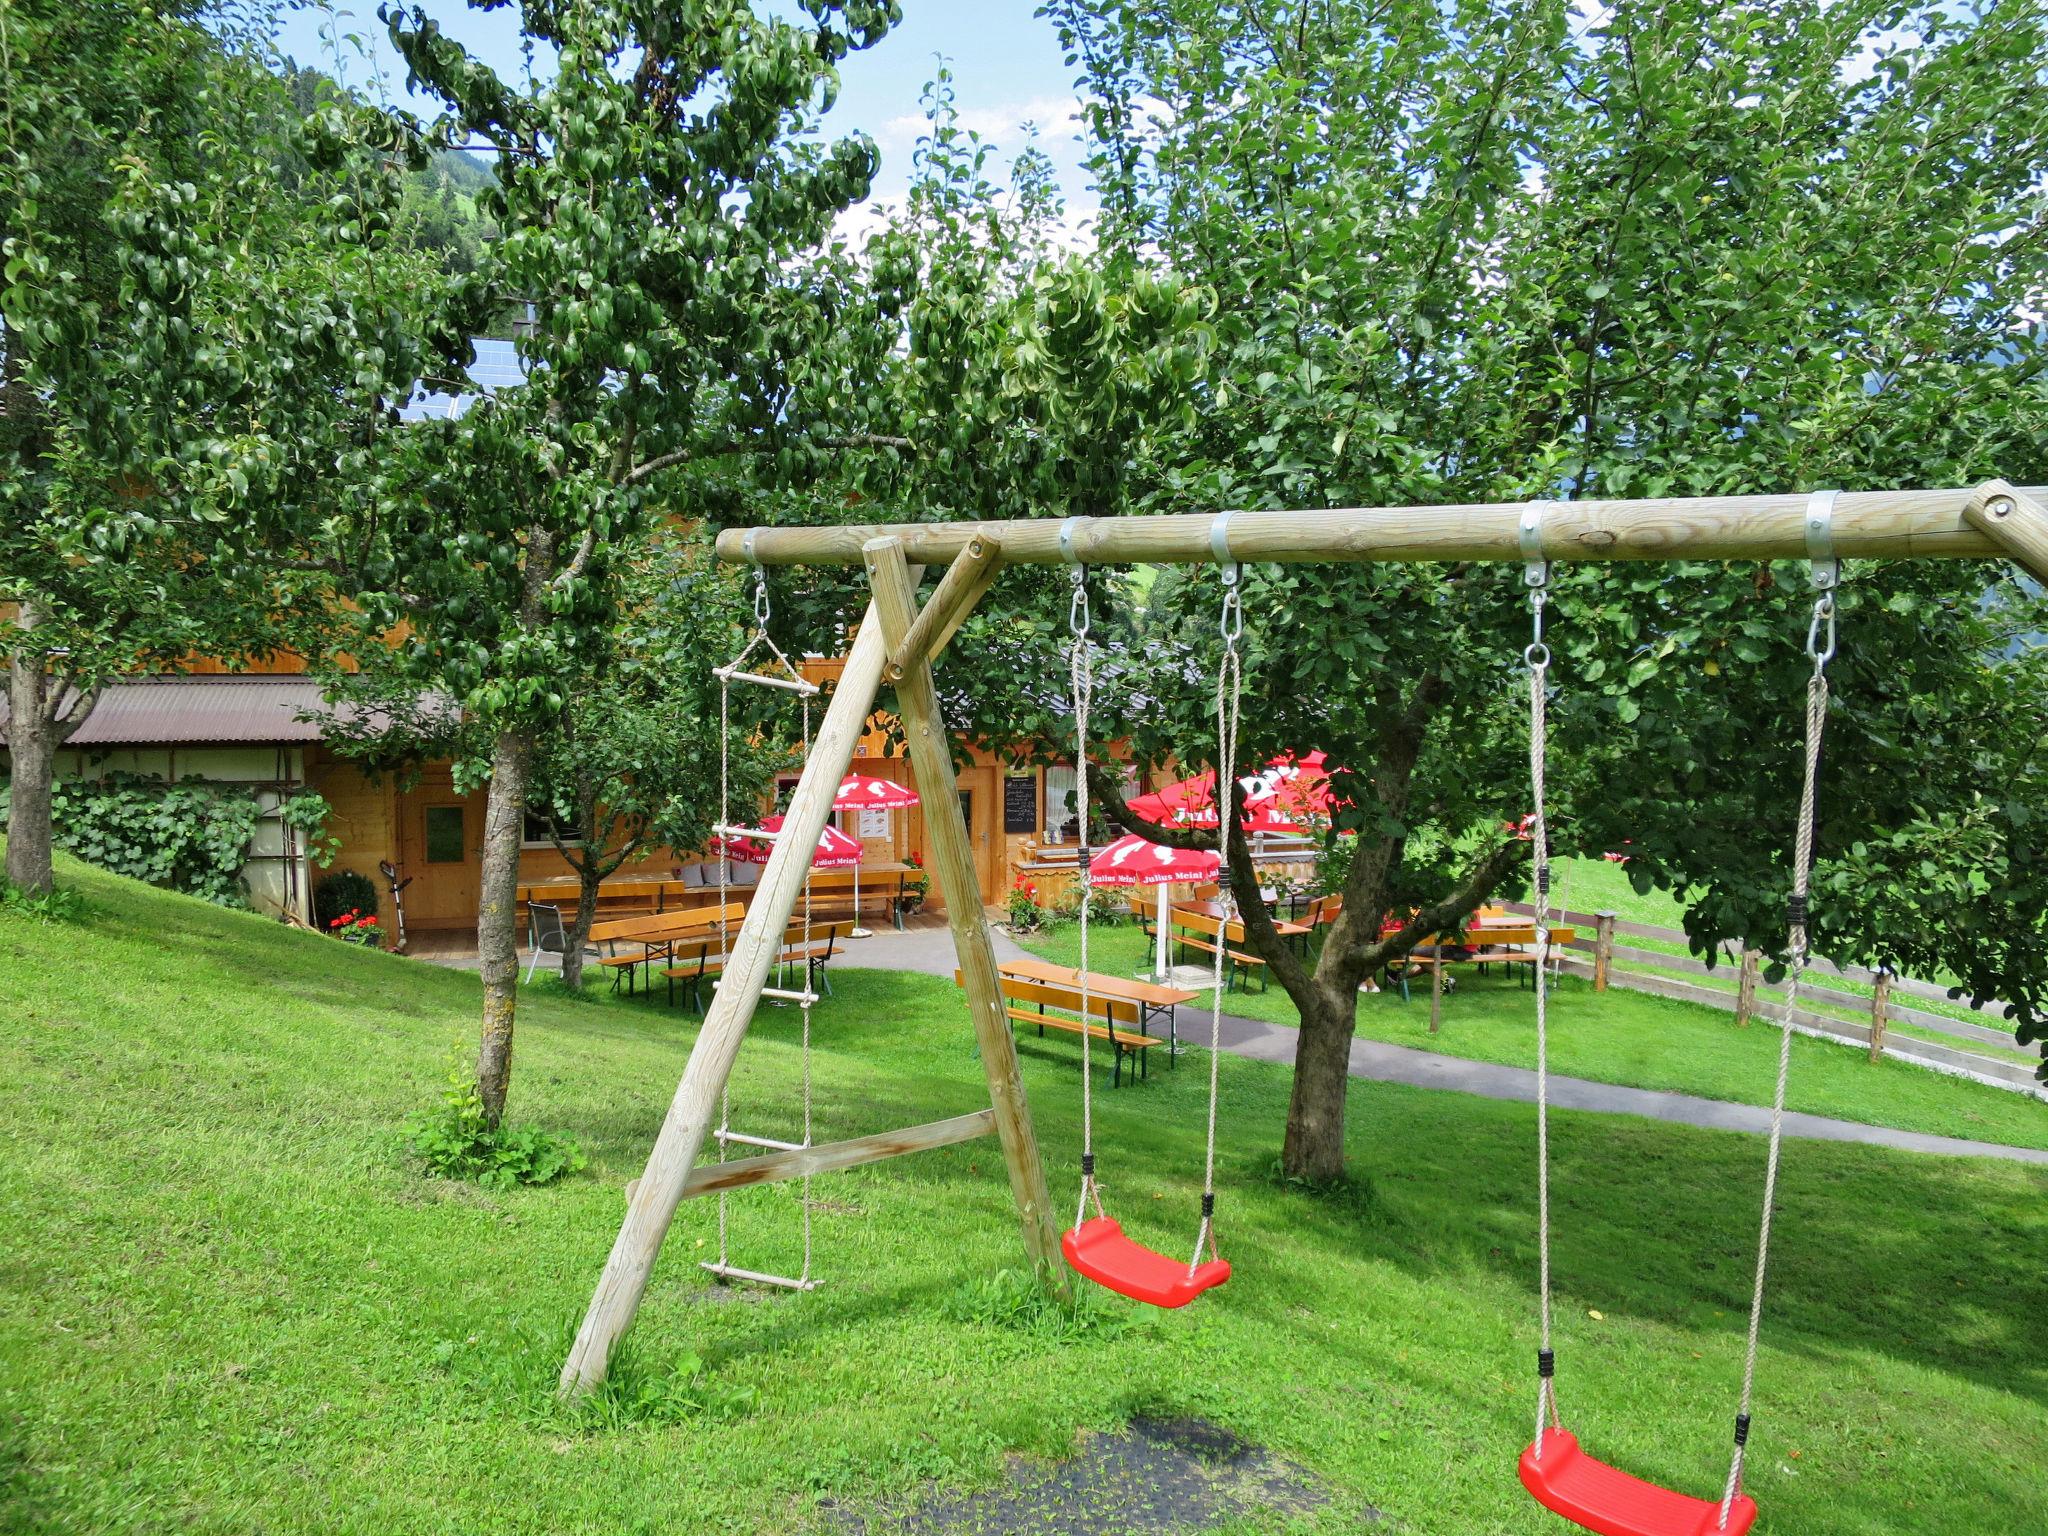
<box><xmin>1806</xmin><ymin>489</ymin><xmax>1840</xmax><ymax>592</ymax></box>
<box><xmin>1520</xmin><ymin>501</ymin><xmax>1552</xmax><ymax>588</ymax></box>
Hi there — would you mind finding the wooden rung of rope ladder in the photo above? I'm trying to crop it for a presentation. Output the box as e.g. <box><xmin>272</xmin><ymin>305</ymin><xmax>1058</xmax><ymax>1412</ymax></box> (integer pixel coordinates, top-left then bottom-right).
<box><xmin>698</xmin><ymin>1261</ymin><xmax>819</xmax><ymax>1291</ymax></box>
<box><xmin>712</xmin><ymin>822</ymin><xmax>780</xmax><ymax>841</ymax></box>
<box><xmin>715</xmin><ymin>1129</ymin><xmax>807</xmax><ymax>1153</ymax></box>
<box><xmin>759</xmin><ymin>985</ymin><xmax>819</xmax><ymax>1006</ymax></box>
<box><xmin>711</xmin><ymin>664</ymin><xmax>819</xmax><ymax>695</ymax></box>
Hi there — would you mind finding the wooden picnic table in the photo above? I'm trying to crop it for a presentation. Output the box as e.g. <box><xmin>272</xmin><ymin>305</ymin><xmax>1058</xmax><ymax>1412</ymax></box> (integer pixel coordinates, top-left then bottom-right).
<box><xmin>517</xmin><ymin>859</ymin><xmax>919</xmax><ymax>930</ymax></box>
<box><xmin>998</xmin><ymin>957</ymin><xmax>1199</xmax><ymax>1057</ymax></box>
<box><xmin>1171</xmin><ymin>898</ymin><xmax>1312</xmax><ymax>942</ymax></box>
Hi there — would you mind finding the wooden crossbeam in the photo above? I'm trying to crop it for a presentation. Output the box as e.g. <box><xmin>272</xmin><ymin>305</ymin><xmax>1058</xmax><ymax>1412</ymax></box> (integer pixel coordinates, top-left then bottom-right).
<box><xmin>885</xmin><ymin>534</ymin><xmax>1004</xmax><ymax>681</ymax></box>
<box><xmin>715</xmin><ymin>485</ymin><xmax>2048</xmax><ymax>571</ymax></box>
<box><xmin>664</xmin><ymin>1111</ymin><xmax>999</xmax><ymax>1199</ymax></box>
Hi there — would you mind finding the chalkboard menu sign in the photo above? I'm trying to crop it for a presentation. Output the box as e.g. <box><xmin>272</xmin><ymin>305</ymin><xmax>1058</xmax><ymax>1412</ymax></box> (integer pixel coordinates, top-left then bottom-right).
<box><xmin>1003</xmin><ymin>774</ymin><xmax>1038</xmax><ymax>834</ymax></box>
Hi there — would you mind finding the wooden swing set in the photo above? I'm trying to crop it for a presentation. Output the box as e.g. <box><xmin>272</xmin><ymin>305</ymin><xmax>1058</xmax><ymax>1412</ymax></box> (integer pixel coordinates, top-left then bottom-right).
<box><xmin>557</xmin><ymin>482</ymin><xmax>2047</xmax><ymax>1536</ymax></box>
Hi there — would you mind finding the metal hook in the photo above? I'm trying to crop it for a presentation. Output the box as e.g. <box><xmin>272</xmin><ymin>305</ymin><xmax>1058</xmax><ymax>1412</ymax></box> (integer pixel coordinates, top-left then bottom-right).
<box><xmin>1219</xmin><ymin>564</ymin><xmax>1244</xmax><ymax>645</ymax></box>
<box><xmin>1069</xmin><ymin>565</ymin><xmax>1091</xmax><ymax>639</ymax></box>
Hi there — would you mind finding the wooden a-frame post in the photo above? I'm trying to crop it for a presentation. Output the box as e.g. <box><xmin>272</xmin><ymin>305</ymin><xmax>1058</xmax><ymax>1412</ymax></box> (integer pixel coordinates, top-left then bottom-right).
<box><xmin>560</xmin><ymin>548</ymin><xmax>1061</xmax><ymax>1398</ymax></box>
<box><xmin>865</xmin><ymin>535</ymin><xmax>1068</xmax><ymax>1289</ymax></box>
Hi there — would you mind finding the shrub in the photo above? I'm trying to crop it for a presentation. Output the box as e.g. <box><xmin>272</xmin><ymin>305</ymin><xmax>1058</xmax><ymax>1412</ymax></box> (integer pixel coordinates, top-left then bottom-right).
<box><xmin>1053</xmin><ymin>880</ymin><xmax>1123</xmax><ymax>927</ymax></box>
<box><xmin>1006</xmin><ymin>874</ymin><xmax>1045</xmax><ymax>932</ymax></box>
<box><xmin>406</xmin><ymin>1049</ymin><xmax>587</xmax><ymax>1191</ymax></box>
<box><xmin>314</xmin><ymin>869</ymin><xmax>381</xmax><ymax>932</ymax></box>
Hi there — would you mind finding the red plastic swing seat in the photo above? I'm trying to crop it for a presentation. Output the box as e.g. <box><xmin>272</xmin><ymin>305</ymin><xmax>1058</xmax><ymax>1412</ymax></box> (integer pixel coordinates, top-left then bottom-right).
<box><xmin>1520</xmin><ymin>1430</ymin><xmax>1756</xmax><ymax>1536</ymax></box>
<box><xmin>1061</xmin><ymin>1217</ymin><xmax>1232</xmax><ymax>1309</ymax></box>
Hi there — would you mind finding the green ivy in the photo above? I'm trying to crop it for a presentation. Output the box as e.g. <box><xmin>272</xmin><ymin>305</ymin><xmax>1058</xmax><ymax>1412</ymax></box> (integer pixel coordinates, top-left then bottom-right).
<box><xmin>0</xmin><ymin>771</ymin><xmax>313</xmax><ymax>908</ymax></box>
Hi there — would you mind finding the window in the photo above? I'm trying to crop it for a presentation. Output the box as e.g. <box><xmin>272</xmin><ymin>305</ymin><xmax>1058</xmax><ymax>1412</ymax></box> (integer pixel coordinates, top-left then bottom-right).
<box><xmin>424</xmin><ymin>806</ymin><xmax>466</xmax><ymax>864</ymax></box>
<box><xmin>1042</xmin><ymin>765</ymin><xmax>1078</xmax><ymax>844</ymax></box>
<box><xmin>522</xmin><ymin>809</ymin><xmax>582</xmax><ymax>849</ymax></box>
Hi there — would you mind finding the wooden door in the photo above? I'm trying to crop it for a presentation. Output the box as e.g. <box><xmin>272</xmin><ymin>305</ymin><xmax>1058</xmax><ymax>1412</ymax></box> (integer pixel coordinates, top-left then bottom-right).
<box><xmin>954</xmin><ymin>766</ymin><xmax>1000</xmax><ymax>906</ymax></box>
<box><xmin>397</xmin><ymin>784</ymin><xmax>484</xmax><ymax>928</ymax></box>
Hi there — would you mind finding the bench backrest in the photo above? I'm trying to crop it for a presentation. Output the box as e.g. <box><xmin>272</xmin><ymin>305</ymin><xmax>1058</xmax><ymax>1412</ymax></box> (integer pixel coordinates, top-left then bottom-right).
<box><xmin>589</xmin><ymin>901</ymin><xmax>745</xmax><ymax>945</ymax></box>
<box><xmin>955</xmin><ymin>970</ymin><xmax>1139</xmax><ymax>1025</ymax></box>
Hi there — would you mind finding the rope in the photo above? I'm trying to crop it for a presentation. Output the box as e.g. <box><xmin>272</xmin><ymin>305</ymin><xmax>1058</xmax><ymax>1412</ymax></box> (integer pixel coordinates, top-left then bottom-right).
<box><xmin>798</xmin><ymin>684</ymin><xmax>814</xmax><ymax>1287</ymax></box>
<box><xmin>1525</xmin><ymin>569</ymin><xmax>1562</xmax><ymax>1453</ymax></box>
<box><xmin>1190</xmin><ymin>566</ymin><xmax>1243</xmax><ymax>1274</ymax></box>
<box><xmin>717</xmin><ymin>665</ymin><xmax>733</xmax><ymax>1271</ymax></box>
<box><xmin>712</xmin><ymin>566</ymin><xmax>819</xmax><ymax>1287</ymax></box>
<box><xmin>1068</xmin><ymin>567</ymin><xmax>1105</xmax><ymax>1232</ymax></box>
<box><xmin>1720</xmin><ymin>616</ymin><xmax>1833</xmax><ymax>1525</ymax></box>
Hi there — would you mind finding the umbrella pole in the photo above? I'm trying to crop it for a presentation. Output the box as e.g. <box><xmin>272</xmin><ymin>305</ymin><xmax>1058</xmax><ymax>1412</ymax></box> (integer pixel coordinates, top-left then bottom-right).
<box><xmin>849</xmin><ymin>823</ymin><xmax>871</xmax><ymax>938</ymax></box>
<box><xmin>1154</xmin><ymin>883</ymin><xmax>1170</xmax><ymax>981</ymax></box>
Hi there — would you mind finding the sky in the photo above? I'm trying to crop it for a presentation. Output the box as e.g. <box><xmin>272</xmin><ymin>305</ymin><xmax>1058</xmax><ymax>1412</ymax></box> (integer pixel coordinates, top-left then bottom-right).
<box><xmin>269</xmin><ymin>1</ymin><xmax>1100</xmax><ymax>231</ymax></box>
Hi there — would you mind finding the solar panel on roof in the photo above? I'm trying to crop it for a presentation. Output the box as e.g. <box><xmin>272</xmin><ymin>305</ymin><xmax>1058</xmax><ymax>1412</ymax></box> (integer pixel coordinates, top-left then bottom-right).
<box><xmin>396</xmin><ymin>337</ymin><xmax>529</xmax><ymax>421</ymax></box>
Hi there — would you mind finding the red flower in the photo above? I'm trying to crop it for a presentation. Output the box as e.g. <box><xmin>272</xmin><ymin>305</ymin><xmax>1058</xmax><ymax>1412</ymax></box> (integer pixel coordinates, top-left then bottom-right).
<box><xmin>329</xmin><ymin>916</ymin><xmax>345</xmax><ymax>929</ymax></box>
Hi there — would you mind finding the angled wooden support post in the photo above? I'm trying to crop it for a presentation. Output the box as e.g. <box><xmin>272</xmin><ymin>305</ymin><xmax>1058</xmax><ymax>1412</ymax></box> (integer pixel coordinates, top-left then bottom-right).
<box><xmin>558</xmin><ymin>602</ymin><xmax>892</xmax><ymax>1399</ymax></box>
<box><xmin>864</xmin><ymin>534</ymin><xmax>1069</xmax><ymax>1293</ymax></box>
<box><xmin>1963</xmin><ymin>480</ymin><xmax>2048</xmax><ymax>586</ymax></box>
<box><xmin>885</xmin><ymin>534</ymin><xmax>1005</xmax><ymax>683</ymax></box>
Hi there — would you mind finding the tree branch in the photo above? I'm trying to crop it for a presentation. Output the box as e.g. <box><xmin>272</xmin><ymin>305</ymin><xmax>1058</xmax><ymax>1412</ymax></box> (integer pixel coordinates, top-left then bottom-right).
<box><xmin>623</xmin><ymin>432</ymin><xmax>918</xmax><ymax>487</ymax></box>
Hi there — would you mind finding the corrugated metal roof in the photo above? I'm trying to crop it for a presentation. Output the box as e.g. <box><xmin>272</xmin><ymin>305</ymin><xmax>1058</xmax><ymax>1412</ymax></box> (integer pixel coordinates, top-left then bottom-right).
<box><xmin>1</xmin><ymin>677</ymin><xmax>389</xmax><ymax>745</ymax></box>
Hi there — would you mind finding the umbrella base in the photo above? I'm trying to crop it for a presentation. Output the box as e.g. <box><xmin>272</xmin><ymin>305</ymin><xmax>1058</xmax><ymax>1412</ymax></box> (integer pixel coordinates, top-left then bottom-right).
<box><xmin>849</xmin><ymin>926</ymin><xmax>875</xmax><ymax>939</ymax></box>
<box><xmin>1143</xmin><ymin>964</ymin><xmax>1222</xmax><ymax>991</ymax></box>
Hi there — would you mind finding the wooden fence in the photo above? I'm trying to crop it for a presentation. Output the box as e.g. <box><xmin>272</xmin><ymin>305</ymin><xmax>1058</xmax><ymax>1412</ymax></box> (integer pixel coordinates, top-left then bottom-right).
<box><xmin>1503</xmin><ymin>903</ymin><xmax>2046</xmax><ymax>1100</ymax></box>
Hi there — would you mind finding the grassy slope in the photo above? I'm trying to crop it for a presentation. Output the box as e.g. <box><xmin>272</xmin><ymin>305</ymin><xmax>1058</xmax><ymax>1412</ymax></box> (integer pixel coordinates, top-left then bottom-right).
<box><xmin>1</xmin><ymin>856</ymin><xmax>2044</xmax><ymax>1535</ymax></box>
<box><xmin>1026</xmin><ymin>868</ymin><xmax>2048</xmax><ymax>1152</ymax></box>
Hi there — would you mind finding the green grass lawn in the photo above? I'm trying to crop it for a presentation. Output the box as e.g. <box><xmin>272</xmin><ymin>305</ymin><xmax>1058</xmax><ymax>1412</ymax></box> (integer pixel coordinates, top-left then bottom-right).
<box><xmin>1015</xmin><ymin>920</ymin><xmax>2048</xmax><ymax>1150</ymax></box>
<box><xmin>3</xmin><ymin>856</ymin><xmax>2046</xmax><ymax>1535</ymax></box>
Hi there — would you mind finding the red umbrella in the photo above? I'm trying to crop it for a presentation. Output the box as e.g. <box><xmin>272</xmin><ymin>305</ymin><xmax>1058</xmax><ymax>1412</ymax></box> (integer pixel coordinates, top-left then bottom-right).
<box><xmin>1087</xmin><ymin>832</ymin><xmax>1220</xmax><ymax>888</ymax></box>
<box><xmin>832</xmin><ymin>773</ymin><xmax>918</xmax><ymax>933</ymax></box>
<box><xmin>717</xmin><ymin>814</ymin><xmax>862</xmax><ymax>869</ymax></box>
<box><xmin>1128</xmin><ymin>751</ymin><xmax>1337</xmax><ymax>835</ymax></box>
<box><xmin>833</xmin><ymin>773</ymin><xmax>920</xmax><ymax>810</ymax></box>
<box><xmin>1089</xmin><ymin>833</ymin><xmax>1221</xmax><ymax>983</ymax></box>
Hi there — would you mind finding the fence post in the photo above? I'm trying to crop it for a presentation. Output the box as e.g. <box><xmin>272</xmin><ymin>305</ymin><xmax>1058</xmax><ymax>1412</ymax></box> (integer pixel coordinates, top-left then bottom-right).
<box><xmin>1869</xmin><ymin>967</ymin><xmax>1893</xmax><ymax>1063</ymax></box>
<box><xmin>1592</xmin><ymin>911</ymin><xmax>1617</xmax><ymax>992</ymax></box>
<box><xmin>1735</xmin><ymin>948</ymin><xmax>1761</xmax><ymax>1027</ymax></box>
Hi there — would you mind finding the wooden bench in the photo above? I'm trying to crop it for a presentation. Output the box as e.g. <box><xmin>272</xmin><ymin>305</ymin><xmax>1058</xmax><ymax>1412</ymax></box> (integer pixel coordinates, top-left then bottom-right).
<box><xmin>1385</xmin><ymin>924</ymin><xmax>1573</xmax><ymax>1000</ymax></box>
<box><xmin>1140</xmin><ymin>908</ymin><xmax>1270</xmax><ymax>992</ymax></box>
<box><xmin>661</xmin><ymin>918</ymin><xmax>855</xmax><ymax>1010</ymax></box>
<box><xmin>955</xmin><ymin>970</ymin><xmax>1160</xmax><ymax>1086</ymax></box>
<box><xmin>589</xmin><ymin>904</ymin><xmax>744</xmax><ymax>995</ymax></box>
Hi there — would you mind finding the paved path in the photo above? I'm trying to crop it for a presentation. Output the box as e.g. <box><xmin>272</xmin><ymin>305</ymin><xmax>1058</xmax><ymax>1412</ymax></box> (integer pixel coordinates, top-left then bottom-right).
<box><xmin>839</xmin><ymin>923</ymin><xmax>2048</xmax><ymax>1168</ymax></box>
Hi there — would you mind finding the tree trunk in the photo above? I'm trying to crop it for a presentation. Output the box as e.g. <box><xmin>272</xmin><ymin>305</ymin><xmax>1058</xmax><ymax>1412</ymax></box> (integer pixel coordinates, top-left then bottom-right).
<box><xmin>476</xmin><ymin>729</ymin><xmax>533</xmax><ymax>1126</ymax></box>
<box><xmin>564</xmin><ymin>857</ymin><xmax>603</xmax><ymax>991</ymax></box>
<box><xmin>1283</xmin><ymin>977</ymin><xmax>1357</xmax><ymax>1183</ymax></box>
<box><xmin>5</xmin><ymin>606</ymin><xmax>59</xmax><ymax>896</ymax></box>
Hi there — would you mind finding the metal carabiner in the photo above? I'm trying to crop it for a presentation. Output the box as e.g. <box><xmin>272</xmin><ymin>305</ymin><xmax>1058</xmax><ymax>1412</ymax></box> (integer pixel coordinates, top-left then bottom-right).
<box><xmin>1068</xmin><ymin>564</ymin><xmax>1092</xmax><ymax>639</ymax></box>
<box><xmin>1806</xmin><ymin>591</ymin><xmax>1837</xmax><ymax>670</ymax></box>
<box><xmin>752</xmin><ymin>566</ymin><xmax>771</xmax><ymax>627</ymax></box>
<box><xmin>1218</xmin><ymin>563</ymin><xmax>1244</xmax><ymax>647</ymax></box>
<box><xmin>1524</xmin><ymin>570</ymin><xmax>1551</xmax><ymax>670</ymax></box>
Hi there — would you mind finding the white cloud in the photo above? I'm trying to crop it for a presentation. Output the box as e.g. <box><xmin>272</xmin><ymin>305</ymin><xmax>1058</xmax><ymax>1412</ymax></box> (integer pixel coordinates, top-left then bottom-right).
<box><xmin>876</xmin><ymin>94</ymin><xmax>1087</xmax><ymax>155</ymax></box>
